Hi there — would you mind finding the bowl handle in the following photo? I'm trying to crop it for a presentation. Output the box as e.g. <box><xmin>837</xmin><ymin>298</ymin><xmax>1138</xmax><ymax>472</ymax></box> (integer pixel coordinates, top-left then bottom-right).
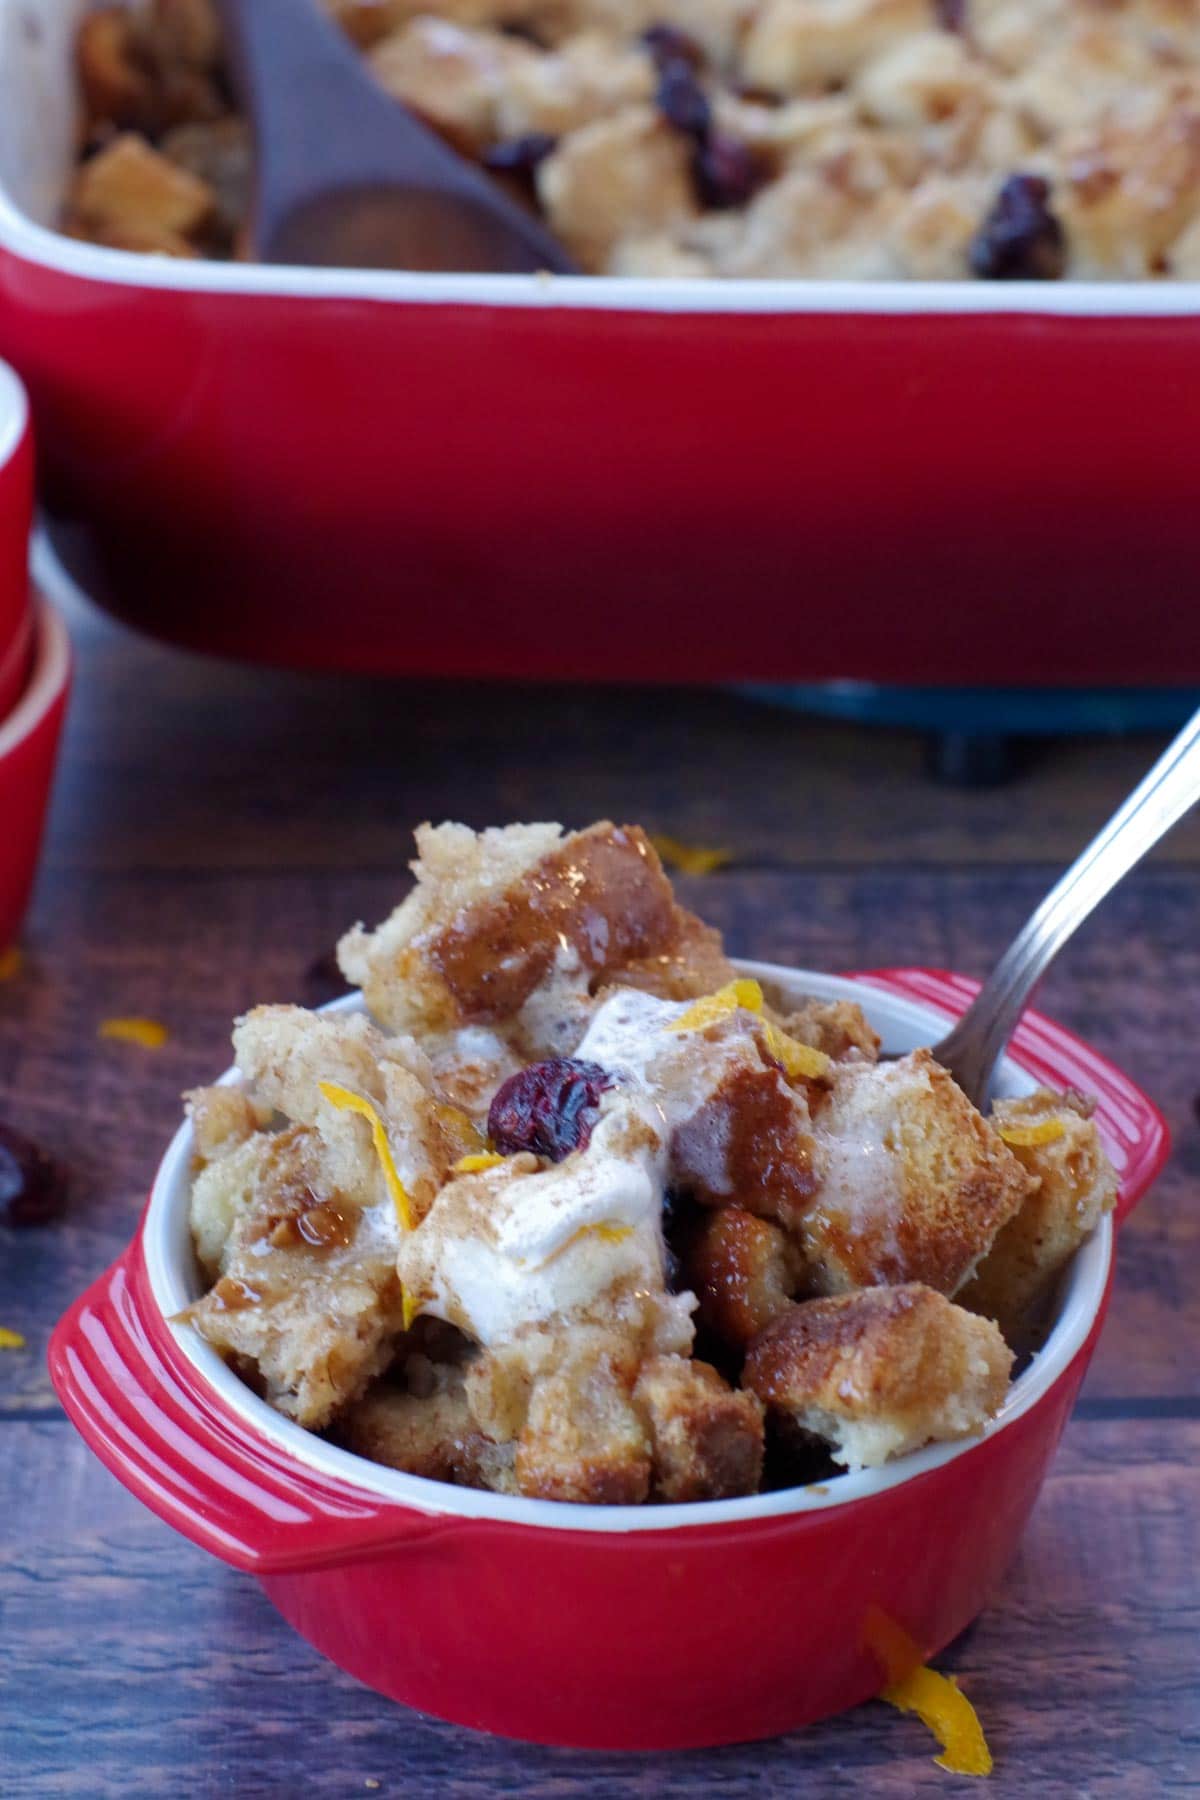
<box><xmin>849</xmin><ymin>968</ymin><xmax>1170</xmax><ymax>1222</ymax></box>
<box><xmin>48</xmin><ymin>1241</ymin><xmax>464</xmax><ymax>1574</ymax></box>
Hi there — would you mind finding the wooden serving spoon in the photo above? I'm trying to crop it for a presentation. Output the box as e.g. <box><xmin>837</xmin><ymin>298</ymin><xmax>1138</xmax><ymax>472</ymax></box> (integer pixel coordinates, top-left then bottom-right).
<box><xmin>213</xmin><ymin>0</ymin><xmax>577</xmax><ymax>273</ymax></box>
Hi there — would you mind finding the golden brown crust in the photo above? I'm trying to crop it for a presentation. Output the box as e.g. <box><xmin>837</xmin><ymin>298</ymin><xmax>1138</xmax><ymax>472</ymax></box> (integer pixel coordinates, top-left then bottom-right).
<box><xmin>800</xmin><ymin>1050</ymin><xmax>1031</xmax><ymax>1297</ymax></box>
<box><xmin>960</xmin><ymin>1088</ymin><xmax>1118</xmax><ymax>1340</ymax></box>
<box><xmin>185</xmin><ymin>1125</ymin><xmax>407</xmax><ymax>1429</ymax></box>
<box><xmin>679</xmin><ymin>1206</ymin><xmax>804</xmax><ymax>1349</ymax></box>
<box><xmin>743</xmin><ymin>1284</ymin><xmax>1012</xmax><ymax>1469</ymax></box>
<box><xmin>632</xmin><ymin>1356</ymin><xmax>765</xmax><ymax>1501</ymax></box>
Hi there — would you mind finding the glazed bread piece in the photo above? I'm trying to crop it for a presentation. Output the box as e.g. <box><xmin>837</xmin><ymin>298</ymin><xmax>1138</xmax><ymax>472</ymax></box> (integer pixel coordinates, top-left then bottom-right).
<box><xmin>233</xmin><ymin>1004</ymin><xmax>477</xmax><ymax>1222</ymax></box>
<box><xmin>337</xmin><ymin>820</ymin><xmax>734</xmax><ymax>1050</ymax></box>
<box><xmin>186</xmin><ymin>1123</ymin><xmax>408</xmax><ymax>1428</ymax></box>
<box><xmin>334</xmin><ymin>1363</ymin><xmax>519</xmax><ymax>1493</ymax></box>
<box><xmin>799</xmin><ymin>1050</ymin><xmax>1031</xmax><ymax>1296</ymax></box>
<box><xmin>960</xmin><ymin>1089</ymin><xmax>1118</xmax><ymax>1340</ymax></box>
<box><xmin>679</xmin><ymin>1206</ymin><xmax>805</xmax><ymax>1349</ymax></box>
<box><xmin>743</xmin><ymin>1284</ymin><xmax>1013</xmax><ymax>1470</ymax></box>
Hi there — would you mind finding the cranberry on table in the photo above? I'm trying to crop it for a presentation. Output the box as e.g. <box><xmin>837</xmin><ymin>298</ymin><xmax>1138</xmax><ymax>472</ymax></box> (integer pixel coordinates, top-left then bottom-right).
<box><xmin>488</xmin><ymin>1059</ymin><xmax>612</xmax><ymax>1162</ymax></box>
<box><xmin>0</xmin><ymin>1125</ymin><xmax>68</xmax><ymax>1227</ymax></box>
<box><xmin>969</xmin><ymin>174</ymin><xmax>1066</xmax><ymax>280</ymax></box>
<box><xmin>642</xmin><ymin>24</ymin><xmax>706</xmax><ymax>70</ymax></box>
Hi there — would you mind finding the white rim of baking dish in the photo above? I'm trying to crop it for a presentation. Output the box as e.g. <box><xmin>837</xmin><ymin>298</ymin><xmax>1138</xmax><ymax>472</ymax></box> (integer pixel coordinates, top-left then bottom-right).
<box><xmin>5</xmin><ymin>184</ymin><xmax>1200</xmax><ymax>316</ymax></box>
<box><xmin>0</xmin><ymin>594</ymin><xmax>69</xmax><ymax>760</ymax></box>
<box><xmin>143</xmin><ymin>965</ymin><xmax>1114</xmax><ymax>1534</ymax></box>
<box><xmin>0</xmin><ymin>359</ymin><xmax>28</xmax><ymax>473</ymax></box>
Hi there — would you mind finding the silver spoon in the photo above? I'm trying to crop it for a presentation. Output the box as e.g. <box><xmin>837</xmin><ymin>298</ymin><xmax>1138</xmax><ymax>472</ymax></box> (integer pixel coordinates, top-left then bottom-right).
<box><xmin>925</xmin><ymin>704</ymin><xmax>1200</xmax><ymax>1106</ymax></box>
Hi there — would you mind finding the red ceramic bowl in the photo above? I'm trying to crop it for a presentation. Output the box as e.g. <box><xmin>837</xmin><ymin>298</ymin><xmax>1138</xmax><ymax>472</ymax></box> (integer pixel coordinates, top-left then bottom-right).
<box><xmin>0</xmin><ymin>359</ymin><xmax>33</xmax><ymax>714</ymax></box>
<box><xmin>49</xmin><ymin>965</ymin><xmax>1167</xmax><ymax>1749</ymax></box>
<box><xmin>2</xmin><ymin>5</ymin><xmax>1200</xmax><ymax>684</ymax></box>
<box><xmin>0</xmin><ymin>595</ymin><xmax>71</xmax><ymax>951</ymax></box>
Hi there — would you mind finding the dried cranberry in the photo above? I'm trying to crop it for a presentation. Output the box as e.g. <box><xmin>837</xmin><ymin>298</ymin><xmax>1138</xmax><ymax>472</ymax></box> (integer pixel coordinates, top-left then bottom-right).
<box><xmin>693</xmin><ymin>132</ymin><xmax>768</xmax><ymax>209</ymax></box>
<box><xmin>655</xmin><ymin>59</ymin><xmax>711</xmax><ymax>141</ymax></box>
<box><xmin>488</xmin><ymin>1058</ymin><xmax>612</xmax><ymax>1162</ymax></box>
<box><xmin>0</xmin><ymin>1125</ymin><xmax>68</xmax><ymax>1227</ymax></box>
<box><xmin>933</xmin><ymin>0</ymin><xmax>967</xmax><ymax>32</ymax></box>
<box><xmin>642</xmin><ymin>23</ymin><xmax>705</xmax><ymax>70</ymax></box>
<box><xmin>483</xmin><ymin>132</ymin><xmax>558</xmax><ymax>176</ymax></box>
<box><xmin>969</xmin><ymin>174</ymin><xmax>1066</xmax><ymax>280</ymax></box>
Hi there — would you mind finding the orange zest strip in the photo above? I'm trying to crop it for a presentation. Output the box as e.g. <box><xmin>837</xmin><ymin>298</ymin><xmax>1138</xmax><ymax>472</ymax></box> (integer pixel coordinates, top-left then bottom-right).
<box><xmin>0</xmin><ymin>1326</ymin><xmax>26</xmax><ymax>1350</ymax></box>
<box><xmin>0</xmin><ymin>946</ymin><xmax>22</xmax><ymax>981</ymax></box>
<box><xmin>98</xmin><ymin>1017</ymin><xmax>169</xmax><ymax>1049</ymax></box>
<box><xmin>318</xmin><ymin>1081</ymin><xmax>419</xmax><ymax>1328</ymax></box>
<box><xmin>997</xmin><ymin>1118</ymin><xmax>1067</xmax><ymax>1148</ymax></box>
<box><xmin>318</xmin><ymin>1083</ymin><xmax>414</xmax><ymax>1231</ymax></box>
<box><xmin>650</xmin><ymin>833</ymin><xmax>733</xmax><ymax>877</ymax></box>
<box><xmin>881</xmin><ymin>1667</ymin><xmax>993</xmax><ymax>1777</ymax></box>
<box><xmin>666</xmin><ymin>978</ymin><xmax>764</xmax><ymax>1034</ymax></box>
<box><xmin>453</xmin><ymin>1152</ymin><xmax>507</xmax><ymax>1174</ymax></box>
<box><xmin>761</xmin><ymin>1019</ymin><xmax>832</xmax><ymax>1081</ymax></box>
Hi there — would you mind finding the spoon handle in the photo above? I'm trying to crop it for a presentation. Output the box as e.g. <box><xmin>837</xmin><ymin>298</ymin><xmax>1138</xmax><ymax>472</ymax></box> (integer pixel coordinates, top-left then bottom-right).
<box><xmin>933</xmin><ymin>703</ymin><xmax>1200</xmax><ymax>1104</ymax></box>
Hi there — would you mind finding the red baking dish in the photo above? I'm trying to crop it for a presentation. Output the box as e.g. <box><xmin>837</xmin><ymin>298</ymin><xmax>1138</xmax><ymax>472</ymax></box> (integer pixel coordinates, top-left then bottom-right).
<box><xmin>3</xmin><ymin>4</ymin><xmax>1200</xmax><ymax>685</ymax></box>
<box><xmin>49</xmin><ymin>966</ymin><xmax>1168</xmax><ymax>1749</ymax></box>
<box><xmin>0</xmin><ymin>595</ymin><xmax>71</xmax><ymax>951</ymax></box>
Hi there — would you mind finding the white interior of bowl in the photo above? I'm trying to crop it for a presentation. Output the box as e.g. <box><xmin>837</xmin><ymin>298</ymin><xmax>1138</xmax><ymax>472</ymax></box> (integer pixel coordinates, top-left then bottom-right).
<box><xmin>1</xmin><ymin>0</ymin><xmax>1198</xmax><ymax>316</ymax></box>
<box><xmin>0</xmin><ymin>594</ymin><xmax>69</xmax><ymax>757</ymax></box>
<box><xmin>143</xmin><ymin>963</ymin><xmax>1112</xmax><ymax>1534</ymax></box>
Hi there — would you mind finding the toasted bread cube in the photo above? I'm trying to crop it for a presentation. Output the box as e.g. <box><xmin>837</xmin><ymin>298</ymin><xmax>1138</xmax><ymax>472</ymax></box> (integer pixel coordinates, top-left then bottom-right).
<box><xmin>743</xmin><ymin>1285</ymin><xmax>1013</xmax><ymax>1470</ymax></box>
<box><xmin>633</xmin><ymin>1356</ymin><xmax>764</xmax><ymax>1500</ymax></box>
<box><xmin>514</xmin><ymin>1332</ymin><xmax>651</xmax><ymax>1503</ymax></box>
<box><xmin>771</xmin><ymin>996</ymin><xmax>880</xmax><ymax>1063</ymax></box>
<box><xmin>338</xmin><ymin>820</ymin><xmax>730</xmax><ymax>1047</ymax></box>
<box><xmin>802</xmin><ymin>1050</ymin><xmax>1030</xmax><ymax>1296</ymax></box>
<box><xmin>232</xmin><ymin>1004</ymin><xmax>472</xmax><ymax>1221</ymax></box>
<box><xmin>537</xmin><ymin>106</ymin><xmax>697</xmax><ymax>273</ymax></box>
<box><xmin>70</xmin><ymin>133</ymin><xmax>216</xmax><ymax>239</ymax></box>
<box><xmin>369</xmin><ymin>20</ymin><xmax>536</xmax><ymax>152</ymax></box>
<box><xmin>78</xmin><ymin>9</ymin><xmax>155</xmax><ymax>130</ymax></box>
<box><xmin>742</xmin><ymin>0</ymin><xmax>929</xmax><ymax>94</ymax></box>
<box><xmin>680</xmin><ymin>1206</ymin><xmax>804</xmax><ymax>1349</ymax></box>
<box><xmin>334</xmin><ymin>1364</ymin><xmax>518</xmax><ymax>1491</ymax></box>
<box><xmin>187</xmin><ymin>1084</ymin><xmax>272</xmax><ymax>1168</ymax></box>
<box><xmin>186</xmin><ymin>1125</ymin><xmax>407</xmax><ymax>1428</ymax></box>
<box><xmin>960</xmin><ymin>1089</ymin><xmax>1118</xmax><ymax>1339</ymax></box>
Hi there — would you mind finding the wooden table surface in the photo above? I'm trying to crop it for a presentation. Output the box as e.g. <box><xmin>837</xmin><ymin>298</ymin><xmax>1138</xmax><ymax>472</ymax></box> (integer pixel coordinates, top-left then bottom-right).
<box><xmin>2</xmin><ymin>591</ymin><xmax>1197</xmax><ymax>1798</ymax></box>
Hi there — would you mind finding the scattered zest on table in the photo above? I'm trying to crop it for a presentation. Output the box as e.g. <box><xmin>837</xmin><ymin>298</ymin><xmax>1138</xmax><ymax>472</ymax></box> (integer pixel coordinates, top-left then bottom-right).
<box><xmin>997</xmin><ymin>1118</ymin><xmax>1067</xmax><ymax>1147</ymax></box>
<box><xmin>650</xmin><ymin>833</ymin><xmax>733</xmax><ymax>877</ymax></box>
<box><xmin>318</xmin><ymin>1081</ymin><xmax>418</xmax><ymax>1325</ymax></box>
<box><xmin>881</xmin><ymin>1666</ymin><xmax>993</xmax><ymax>1777</ymax></box>
<box><xmin>98</xmin><ymin>1017</ymin><xmax>169</xmax><ymax>1049</ymax></box>
<box><xmin>0</xmin><ymin>1325</ymin><xmax>26</xmax><ymax>1350</ymax></box>
<box><xmin>0</xmin><ymin>946</ymin><xmax>22</xmax><ymax>982</ymax></box>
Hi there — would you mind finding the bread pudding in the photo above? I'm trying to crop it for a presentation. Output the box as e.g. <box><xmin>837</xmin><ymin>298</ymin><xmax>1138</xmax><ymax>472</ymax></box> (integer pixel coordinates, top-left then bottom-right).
<box><xmin>66</xmin><ymin>0</ymin><xmax>1200</xmax><ymax>277</ymax></box>
<box><xmin>181</xmin><ymin>818</ymin><xmax>1117</xmax><ymax>1503</ymax></box>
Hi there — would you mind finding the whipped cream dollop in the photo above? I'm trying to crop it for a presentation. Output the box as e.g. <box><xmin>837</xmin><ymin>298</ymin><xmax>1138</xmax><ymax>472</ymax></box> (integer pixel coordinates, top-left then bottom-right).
<box><xmin>400</xmin><ymin>987</ymin><xmax>753</xmax><ymax>1346</ymax></box>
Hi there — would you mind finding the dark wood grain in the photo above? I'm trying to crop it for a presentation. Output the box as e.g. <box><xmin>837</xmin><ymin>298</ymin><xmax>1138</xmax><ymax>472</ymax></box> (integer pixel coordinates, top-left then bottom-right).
<box><xmin>2</xmin><ymin>593</ymin><xmax>1197</xmax><ymax>1794</ymax></box>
